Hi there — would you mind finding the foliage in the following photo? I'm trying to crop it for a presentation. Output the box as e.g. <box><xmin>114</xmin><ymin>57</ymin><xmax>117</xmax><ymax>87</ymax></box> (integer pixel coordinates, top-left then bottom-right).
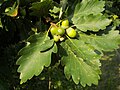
<box><xmin>16</xmin><ymin>32</ymin><xmax>57</xmax><ymax>84</ymax></box>
<box><xmin>71</xmin><ymin>0</ymin><xmax>111</xmax><ymax>31</ymax></box>
<box><xmin>0</xmin><ymin>0</ymin><xmax>120</xmax><ymax>89</ymax></box>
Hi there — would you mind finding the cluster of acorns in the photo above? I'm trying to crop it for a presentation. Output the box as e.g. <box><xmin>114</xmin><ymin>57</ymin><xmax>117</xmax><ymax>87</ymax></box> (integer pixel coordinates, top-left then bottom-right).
<box><xmin>50</xmin><ymin>19</ymin><xmax>77</xmax><ymax>42</ymax></box>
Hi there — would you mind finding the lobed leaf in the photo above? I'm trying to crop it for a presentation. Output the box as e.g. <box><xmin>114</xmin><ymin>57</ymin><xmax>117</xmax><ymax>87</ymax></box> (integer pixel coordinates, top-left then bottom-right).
<box><xmin>71</xmin><ymin>0</ymin><xmax>111</xmax><ymax>32</ymax></box>
<box><xmin>72</xmin><ymin>14</ymin><xmax>111</xmax><ymax>32</ymax></box>
<box><xmin>73</xmin><ymin>0</ymin><xmax>105</xmax><ymax>16</ymax></box>
<box><xmin>79</xmin><ymin>30</ymin><xmax>120</xmax><ymax>52</ymax></box>
<box><xmin>16</xmin><ymin>32</ymin><xmax>57</xmax><ymax>84</ymax></box>
<box><xmin>59</xmin><ymin>38</ymin><xmax>101</xmax><ymax>87</ymax></box>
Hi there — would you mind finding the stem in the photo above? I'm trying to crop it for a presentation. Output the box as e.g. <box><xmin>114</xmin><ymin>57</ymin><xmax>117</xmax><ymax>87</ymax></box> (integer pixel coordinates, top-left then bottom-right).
<box><xmin>48</xmin><ymin>76</ymin><xmax>51</xmax><ymax>90</ymax></box>
<box><xmin>48</xmin><ymin>67</ymin><xmax>52</xmax><ymax>90</ymax></box>
<box><xmin>50</xmin><ymin>22</ymin><xmax>57</xmax><ymax>27</ymax></box>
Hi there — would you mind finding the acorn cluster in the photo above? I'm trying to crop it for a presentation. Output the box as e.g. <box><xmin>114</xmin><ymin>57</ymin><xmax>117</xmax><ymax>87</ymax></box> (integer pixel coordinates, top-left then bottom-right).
<box><xmin>50</xmin><ymin>20</ymin><xmax>77</xmax><ymax>42</ymax></box>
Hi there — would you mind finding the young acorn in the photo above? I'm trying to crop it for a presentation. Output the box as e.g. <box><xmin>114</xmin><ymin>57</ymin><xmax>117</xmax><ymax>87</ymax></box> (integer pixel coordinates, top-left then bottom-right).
<box><xmin>50</xmin><ymin>26</ymin><xmax>65</xmax><ymax>42</ymax></box>
<box><xmin>50</xmin><ymin>27</ymin><xmax>65</xmax><ymax>36</ymax></box>
<box><xmin>53</xmin><ymin>35</ymin><xmax>60</xmax><ymax>42</ymax></box>
<box><xmin>61</xmin><ymin>19</ymin><xmax>69</xmax><ymax>29</ymax></box>
<box><xmin>66</xmin><ymin>27</ymin><xmax>77</xmax><ymax>38</ymax></box>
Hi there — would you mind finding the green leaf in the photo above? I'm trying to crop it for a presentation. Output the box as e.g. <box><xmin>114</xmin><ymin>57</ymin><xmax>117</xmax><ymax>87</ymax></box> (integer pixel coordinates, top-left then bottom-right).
<box><xmin>49</xmin><ymin>6</ymin><xmax>60</xmax><ymax>18</ymax></box>
<box><xmin>39</xmin><ymin>39</ymin><xmax>54</xmax><ymax>52</ymax></box>
<box><xmin>79</xmin><ymin>30</ymin><xmax>120</xmax><ymax>52</ymax></box>
<box><xmin>71</xmin><ymin>0</ymin><xmax>111</xmax><ymax>32</ymax></box>
<box><xmin>60</xmin><ymin>0</ymin><xmax>68</xmax><ymax>12</ymax></box>
<box><xmin>59</xmin><ymin>38</ymin><xmax>101</xmax><ymax>87</ymax></box>
<box><xmin>16</xmin><ymin>32</ymin><xmax>57</xmax><ymax>84</ymax></box>
<box><xmin>49</xmin><ymin>6</ymin><xmax>60</xmax><ymax>13</ymax></box>
<box><xmin>29</xmin><ymin>0</ymin><xmax>53</xmax><ymax>17</ymax></box>
<box><xmin>59</xmin><ymin>0</ymin><xmax>68</xmax><ymax>18</ymax></box>
<box><xmin>72</xmin><ymin>14</ymin><xmax>111</xmax><ymax>32</ymax></box>
<box><xmin>113</xmin><ymin>19</ymin><xmax>120</xmax><ymax>28</ymax></box>
<box><xmin>73</xmin><ymin>0</ymin><xmax>105</xmax><ymax>16</ymax></box>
